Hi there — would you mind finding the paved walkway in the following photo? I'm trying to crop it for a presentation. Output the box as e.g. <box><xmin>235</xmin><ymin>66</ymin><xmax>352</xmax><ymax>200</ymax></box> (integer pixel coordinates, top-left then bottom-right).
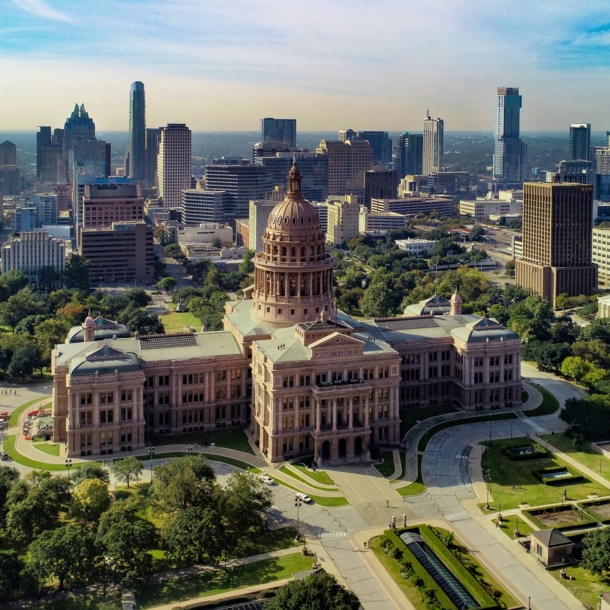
<box><xmin>387</xmin><ymin>449</ymin><xmax>401</xmax><ymax>480</ymax></box>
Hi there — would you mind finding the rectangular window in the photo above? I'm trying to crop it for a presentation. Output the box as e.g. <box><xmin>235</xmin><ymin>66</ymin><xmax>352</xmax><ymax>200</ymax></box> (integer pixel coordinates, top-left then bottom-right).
<box><xmin>216</xmin><ymin>370</ymin><xmax>227</xmax><ymax>381</ymax></box>
<box><xmin>429</xmin><ymin>352</ymin><xmax>438</xmax><ymax>362</ymax></box>
<box><xmin>121</xmin><ymin>390</ymin><xmax>133</xmax><ymax>401</ymax></box>
<box><xmin>231</xmin><ymin>369</ymin><xmax>242</xmax><ymax>380</ymax></box>
<box><xmin>158</xmin><ymin>375</ymin><xmax>170</xmax><ymax>387</ymax></box>
<box><xmin>299</xmin><ymin>375</ymin><xmax>310</xmax><ymax>386</ymax></box>
<box><xmin>504</xmin><ymin>370</ymin><xmax>513</xmax><ymax>381</ymax></box>
<box><xmin>144</xmin><ymin>376</ymin><xmax>154</xmax><ymax>388</ymax></box>
<box><xmin>474</xmin><ymin>372</ymin><xmax>483</xmax><ymax>384</ymax></box>
<box><xmin>80</xmin><ymin>393</ymin><xmax>92</xmax><ymax>406</ymax></box>
<box><xmin>504</xmin><ymin>354</ymin><xmax>513</xmax><ymax>365</ymax></box>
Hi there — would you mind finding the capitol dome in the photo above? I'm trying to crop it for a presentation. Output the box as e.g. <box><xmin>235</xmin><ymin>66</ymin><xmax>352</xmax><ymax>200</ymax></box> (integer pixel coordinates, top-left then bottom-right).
<box><xmin>252</xmin><ymin>163</ymin><xmax>335</xmax><ymax>326</ymax></box>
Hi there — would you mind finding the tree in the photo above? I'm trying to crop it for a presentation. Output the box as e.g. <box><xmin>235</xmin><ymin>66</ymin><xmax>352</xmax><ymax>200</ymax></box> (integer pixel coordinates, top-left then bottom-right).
<box><xmin>7</xmin><ymin>342</ymin><xmax>42</xmax><ymax>380</ymax></box>
<box><xmin>118</xmin><ymin>304</ymin><xmax>165</xmax><ymax>335</ymax></box>
<box><xmin>27</xmin><ymin>524</ymin><xmax>99</xmax><ymax>590</ymax></box>
<box><xmin>0</xmin><ymin>270</ymin><xmax>29</xmax><ymax>295</ymax></box>
<box><xmin>37</xmin><ymin>266</ymin><xmax>60</xmax><ymax>292</ymax></box>
<box><xmin>0</xmin><ymin>465</ymin><xmax>19</xmax><ymax>517</ymax></box>
<box><xmin>102</xmin><ymin>518</ymin><xmax>156</xmax><ymax>585</ymax></box>
<box><xmin>561</xmin><ymin>356</ymin><xmax>592</xmax><ymax>382</ymax></box>
<box><xmin>165</xmin><ymin>507</ymin><xmax>226</xmax><ymax>566</ymax></box>
<box><xmin>504</xmin><ymin>259</ymin><xmax>515</xmax><ymax>278</ymax></box>
<box><xmin>0</xmin><ymin>549</ymin><xmax>23</xmax><ymax>602</ymax></box>
<box><xmin>265</xmin><ymin>572</ymin><xmax>360</xmax><ymax>610</ymax></box>
<box><xmin>560</xmin><ymin>394</ymin><xmax>610</xmax><ymax>439</ymax></box>
<box><xmin>153</xmin><ymin>454</ymin><xmax>216</xmax><ymax>512</ymax></box>
<box><xmin>34</xmin><ymin>318</ymin><xmax>72</xmax><ymax>365</ymax></box>
<box><xmin>123</xmin><ymin>288</ymin><xmax>152</xmax><ymax>308</ymax></box>
<box><xmin>583</xmin><ymin>528</ymin><xmax>610</xmax><ymax>576</ymax></box>
<box><xmin>71</xmin><ymin>462</ymin><xmax>110</xmax><ymax>486</ymax></box>
<box><xmin>71</xmin><ymin>478</ymin><xmax>111</xmax><ymax>522</ymax></box>
<box><xmin>164</xmin><ymin>243</ymin><xmax>184</xmax><ymax>259</ymax></box>
<box><xmin>63</xmin><ymin>255</ymin><xmax>90</xmax><ymax>291</ymax></box>
<box><xmin>469</xmin><ymin>226</ymin><xmax>485</xmax><ymax>241</ymax></box>
<box><xmin>111</xmin><ymin>456</ymin><xmax>143</xmax><ymax>488</ymax></box>
<box><xmin>0</xmin><ymin>289</ymin><xmax>45</xmax><ymax>332</ymax></box>
<box><xmin>221</xmin><ymin>471</ymin><xmax>273</xmax><ymax>537</ymax></box>
<box><xmin>156</xmin><ymin>276</ymin><xmax>177</xmax><ymax>293</ymax></box>
<box><xmin>360</xmin><ymin>282</ymin><xmax>394</xmax><ymax>318</ymax></box>
<box><xmin>211</xmin><ymin>237</ymin><xmax>222</xmax><ymax>248</ymax></box>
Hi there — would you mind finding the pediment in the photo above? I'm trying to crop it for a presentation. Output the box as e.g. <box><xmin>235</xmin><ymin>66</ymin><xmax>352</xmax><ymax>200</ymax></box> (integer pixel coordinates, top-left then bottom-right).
<box><xmin>309</xmin><ymin>332</ymin><xmax>365</xmax><ymax>350</ymax></box>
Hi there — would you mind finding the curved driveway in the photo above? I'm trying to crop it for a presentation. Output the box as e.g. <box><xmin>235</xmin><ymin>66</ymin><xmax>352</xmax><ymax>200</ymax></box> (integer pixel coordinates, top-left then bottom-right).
<box><xmin>404</xmin><ymin>363</ymin><xmax>585</xmax><ymax>610</ymax></box>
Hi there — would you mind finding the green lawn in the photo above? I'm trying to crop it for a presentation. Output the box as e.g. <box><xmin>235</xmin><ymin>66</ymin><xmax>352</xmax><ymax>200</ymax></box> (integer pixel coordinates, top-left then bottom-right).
<box><xmin>396</xmin><ymin>455</ymin><xmax>426</xmax><ymax>496</ymax></box>
<box><xmin>418</xmin><ymin>412</ymin><xmax>518</xmax><ymax>452</ymax></box>
<box><xmin>399</xmin><ymin>403</ymin><xmax>457</xmax><ymax>440</ymax></box>
<box><xmin>279</xmin><ymin>466</ymin><xmax>339</xmax><ymax>491</ymax></box>
<box><xmin>267</xmin><ymin>475</ymin><xmax>349</xmax><ymax>506</ymax></box>
<box><xmin>136</xmin><ymin>553</ymin><xmax>314</xmax><ymax>609</ymax></box>
<box><xmin>160</xmin><ymin>310</ymin><xmax>202</xmax><ymax>333</ymax></box>
<box><xmin>8</xmin><ymin>396</ymin><xmax>51</xmax><ymax>426</ymax></box>
<box><xmin>32</xmin><ymin>441</ymin><xmax>61</xmax><ymax>457</ymax></box>
<box><xmin>374</xmin><ymin>450</ymin><xmax>396</xmax><ymax>478</ymax></box>
<box><xmin>151</xmin><ymin>427</ymin><xmax>254</xmax><ymax>455</ymax></box>
<box><xmin>493</xmin><ymin>513</ymin><xmax>534</xmax><ymax>540</ymax></box>
<box><xmin>35</xmin><ymin>592</ymin><xmax>122</xmax><ymax>610</ymax></box>
<box><xmin>233</xmin><ymin>526</ymin><xmax>301</xmax><ymax>559</ymax></box>
<box><xmin>292</xmin><ymin>464</ymin><xmax>335</xmax><ymax>486</ymax></box>
<box><xmin>479</xmin><ymin>438</ymin><xmax>610</xmax><ymax>511</ymax></box>
<box><xmin>550</xmin><ymin>564</ymin><xmax>610</xmax><ymax>609</ymax></box>
<box><xmin>539</xmin><ymin>432</ymin><xmax>610</xmax><ymax>484</ymax></box>
<box><xmin>132</xmin><ymin>451</ymin><xmax>261</xmax><ymax>474</ymax></box>
<box><xmin>526</xmin><ymin>384</ymin><xmax>560</xmax><ymax>417</ymax></box>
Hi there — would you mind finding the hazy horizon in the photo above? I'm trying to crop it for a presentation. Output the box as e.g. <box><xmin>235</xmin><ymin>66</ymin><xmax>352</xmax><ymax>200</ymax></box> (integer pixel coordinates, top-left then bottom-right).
<box><xmin>2</xmin><ymin>1</ymin><xmax>610</xmax><ymax>131</ymax></box>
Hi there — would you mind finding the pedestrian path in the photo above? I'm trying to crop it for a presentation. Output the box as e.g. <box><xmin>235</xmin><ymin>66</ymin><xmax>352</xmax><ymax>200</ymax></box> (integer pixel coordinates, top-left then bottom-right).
<box><xmin>387</xmin><ymin>449</ymin><xmax>401</xmax><ymax>479</ymax></box>
<box><xmin>443</xmin><ymin>510</ymin><xmax>470</xmax><ymax>522</ymax></box>
<box><xmin>318</xmin><ymin>531</ymin><xmax>347</xmax><ymax>539</ymax></box>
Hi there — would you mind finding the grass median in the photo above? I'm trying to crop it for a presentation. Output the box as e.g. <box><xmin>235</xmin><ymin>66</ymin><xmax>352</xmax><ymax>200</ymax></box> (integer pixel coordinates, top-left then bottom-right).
<box><xmin>525</xmin><ymin>383</ymin><xmax>560</xmax><ymax>417</ymax></box>
<box><xmin>279</xmin><ymin>466</ymin><xmax>339</xmax><ymax>491</ymax></box>
<box><xmin>396</xmin><ymin>454</ymin><xmax>425</xmax><ymax>496</ymax></box>
<box><xmin>292</xmin><ymin>463</ymin><xmax>335</xmax><ymax>486</ymax></box>
<box><xmin>418</xmin><ymin>412</ymin><xmax>518</xmax><ymax>452</ymax></box>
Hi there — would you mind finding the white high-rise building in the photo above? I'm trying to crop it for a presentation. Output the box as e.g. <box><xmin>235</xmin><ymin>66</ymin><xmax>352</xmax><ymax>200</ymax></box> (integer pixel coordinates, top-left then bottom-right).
<box><xmin>423</xmin><ymin>112</ymin><xmax>444</xmax><ymax>176</ymax></box>
<box><xmin>158</xmin><ymin>123</ymin><xmax>192</xmax><ymax>208</ymax></box>
<box><xmin>1</xmin><ymin>231</ymin><xmax>66</xmax><ymax>282</ymax></box>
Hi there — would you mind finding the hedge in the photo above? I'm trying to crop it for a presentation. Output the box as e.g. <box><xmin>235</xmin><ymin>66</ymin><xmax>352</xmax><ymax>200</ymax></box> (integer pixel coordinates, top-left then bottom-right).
<box><xmin>575</xmin><ymin>501</ymin><xmax>610</xmax><ymax>525</ymax></box>
<box><xmin>418</xmin><ymin>525</ymin><xmax>499</xmax><ymax>609</ymax></box>
<box><xmin>500</xmin><ymin>443</ymin><xmax>548</xmax><ymax>461</ymax></box>
<box><xmin>534</xmin><ymin>466</ymin><xmax>584</xmax><ymax>486</ymax></box>
<box><xmin>384</xmin><ymin>530</ymin><xmax>456</xmax><ymax>610</ymax></box>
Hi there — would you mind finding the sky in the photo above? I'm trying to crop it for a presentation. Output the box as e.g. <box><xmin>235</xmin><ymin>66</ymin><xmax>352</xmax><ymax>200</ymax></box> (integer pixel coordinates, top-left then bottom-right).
<box><xmin>1</xmin><ymin>0</ymin><xmax>610</xmax><ymax>131</ymax></box>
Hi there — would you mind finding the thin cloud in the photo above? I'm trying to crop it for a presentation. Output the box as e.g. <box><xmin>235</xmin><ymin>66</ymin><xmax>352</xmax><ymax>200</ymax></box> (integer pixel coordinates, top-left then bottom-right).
<box><xmin>12</xmin><ymin>0</ymin><xmax>75</xmax><ymax>23</ymax></box>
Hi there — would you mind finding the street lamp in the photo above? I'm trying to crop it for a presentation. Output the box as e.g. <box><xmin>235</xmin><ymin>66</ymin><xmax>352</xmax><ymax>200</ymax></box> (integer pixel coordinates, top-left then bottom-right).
<box><xmin>295</xmin><ymin>495</ymin><xmax>303</xmax><ymax>545</ymax></box>
<box><xmin>485</xmin><ymin>468</ymin><xmax>492</xmax><ymax>510</ymax></box>
<box><xmin>65</xmin><ymin>458</ymin><xmax>72</xmax><ymax>480</ymax></box>
<box><xmin>186</xmin><ymin>445</ymin><xmax>193</xmax><ymax>455</ymax></box>
<box><xmin>148</xmin><ymin>446</ymin><xmax>155</xmax><ymax>482</ymax></box>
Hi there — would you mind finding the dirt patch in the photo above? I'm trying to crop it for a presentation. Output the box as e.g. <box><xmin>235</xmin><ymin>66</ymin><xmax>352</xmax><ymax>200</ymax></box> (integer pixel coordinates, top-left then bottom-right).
<box><xmin>536</xmin><ymin>509</ymin><xmax>581</xmax><ymax>527</ymax></box>
<box><xmin>589</xmin><ymin>503</ymin><xmax>610</xmax><ymax>519</ymax></box>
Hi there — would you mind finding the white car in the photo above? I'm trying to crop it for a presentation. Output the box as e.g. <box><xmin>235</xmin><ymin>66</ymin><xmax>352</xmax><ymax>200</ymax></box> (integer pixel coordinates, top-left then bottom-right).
<box><xmin>296</xmin><ymin>492</ymin><xmax>312</xmax><ymax>504</ymax></box>
<box><xmin>259</xmin><ymin>475</ymin><xmax>274</xmax><ymax>485</ymax></box>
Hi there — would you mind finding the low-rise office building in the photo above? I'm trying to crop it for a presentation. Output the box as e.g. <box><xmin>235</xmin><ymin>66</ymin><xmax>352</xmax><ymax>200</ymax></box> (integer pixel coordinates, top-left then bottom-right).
<box><xmin>371</xmin><ymin>196</ymin><xmax>455</xmax><ymax>218</ymax></box>
<box><xmin>359</xmin><ymin>208</ymin><xmax>406</xmax><ymax>234</ymax></box>
<box><xmin>395</xmin><ymin>238</ymin><xmax>435</xmax><ymax>256</ymax></box>
<box><xmin>79</xmin><ymin>222</ymin><xmax>154</xmax><ymax>283</ymax></box>
<box><xmin>459</xmin><ymin>198</ymin><xmax>522</xmax><ymax>220</ymax></box>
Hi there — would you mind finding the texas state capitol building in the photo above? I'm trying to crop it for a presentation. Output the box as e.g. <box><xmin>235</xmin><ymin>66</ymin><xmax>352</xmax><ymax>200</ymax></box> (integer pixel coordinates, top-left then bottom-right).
<box><xmin>51</xmin><ymin>165</ymin><xmax>522</xmax><ymax>462</ymax></box>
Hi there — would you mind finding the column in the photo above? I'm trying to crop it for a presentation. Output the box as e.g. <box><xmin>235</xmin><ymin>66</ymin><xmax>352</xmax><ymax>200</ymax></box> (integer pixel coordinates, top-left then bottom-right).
<box><xmin>332</xmin><ymin>399</ymin><xmax>337</xmax><ymax>433</ymax></box>
<box><xmin>365</xmin><ymin>396</ymin><xmax>370</xmax><ymax>429</ymax></box>
<box><xmin>295</xmin><ymin>395</ymin><xmax>300</xmax><ymax>432</ymax></box>
<box><xmin>348</xmin><ymin>398</ymin><xmax>354</xmax><ymax>431</ymax></box>
<box><xmin>316</xmin><ymin>398</ymin><xmax>321</xmax><ymax>432</ymax></box>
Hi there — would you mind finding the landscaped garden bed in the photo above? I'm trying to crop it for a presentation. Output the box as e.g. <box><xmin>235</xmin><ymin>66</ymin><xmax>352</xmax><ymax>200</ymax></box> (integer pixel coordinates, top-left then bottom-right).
<box><xmin>371</xmin><ymin>524</ymin><xmax>516</xmax><ymax>610</ymax></box>
<box><xmin>578</xmin><ymin>499</ymin><xmax>610</xmax><ymax>523</ymax></box>
<box><xmin>535</xmin><ymin>466</ymin><xmax>584</xmax><ymax>486</ymax></box>
<box><xmin>501</xmin><ymin>442</ymin><xmax>548</xmax><ymax>461</ymax></box>
<box><xmin>523</xmin><ymin>505</ymin><xmax>594</xmax><ymax>529</ymax></box>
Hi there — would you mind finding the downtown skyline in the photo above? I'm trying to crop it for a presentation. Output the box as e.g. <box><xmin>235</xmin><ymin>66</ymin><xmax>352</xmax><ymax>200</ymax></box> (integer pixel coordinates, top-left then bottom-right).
<box><xmin>1</xmin><ymin>0</ymin><xmax>610</xmax><ymax>131</ymax></box>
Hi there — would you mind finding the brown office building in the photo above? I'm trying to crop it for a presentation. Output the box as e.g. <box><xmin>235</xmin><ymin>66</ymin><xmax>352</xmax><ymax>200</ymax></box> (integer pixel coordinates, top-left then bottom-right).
<box><xmin>82</xmin><ymin>183</ymin><xmax>144</xmax><ymax>230</ymax></box>
<box><xmin>516</xmin><ymin>182</ymin><xmax>597</xmax><ymax>306</ymax></box>
<box><xmin>80</xmin><ymin>222</ymin><xmax>154</xmax><ymax>283</ymax></box>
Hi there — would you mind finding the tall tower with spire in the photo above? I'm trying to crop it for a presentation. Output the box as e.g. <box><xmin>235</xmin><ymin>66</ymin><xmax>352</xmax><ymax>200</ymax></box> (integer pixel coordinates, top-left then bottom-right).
<box><xmin>64</xmin><ymin>104</ymin><xmax>95</xmax><ymax>149</ymax></box>
<box><xmin>129</xmin><ymin>82</ymin><xmax>146</xmax><ymax>182</ymax></box>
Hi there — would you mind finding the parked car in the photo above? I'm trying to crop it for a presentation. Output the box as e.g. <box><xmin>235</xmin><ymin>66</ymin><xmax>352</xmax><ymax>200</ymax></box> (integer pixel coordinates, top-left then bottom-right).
<box><xmin>296</xmin><ymin>492</ymin><xmax>312</xmax><ymax>504</ymax></box>
<box><xmin>259</xmin><ymin>475</ymin><xmax>274</xmax><ymax>485</ymax></box>
<box><xmin>0</xmin><ymin>452</ymin><xmax>8</xmax><ymax>461</ymax></box>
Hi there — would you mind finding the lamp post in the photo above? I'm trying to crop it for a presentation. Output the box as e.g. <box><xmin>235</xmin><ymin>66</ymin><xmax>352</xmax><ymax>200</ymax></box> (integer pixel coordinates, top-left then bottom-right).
<box><xmin>65</xmin><ymin>458</ymin><xmax>72</xmax><ymax>480</ymax></box>
<box><xmin>485</xmin><ymin>468</ymin><xmax>491</xmax><ymax>510</ymax></box>
<box><xmin>295</xmin><ymin>495</ymin><xmax>303</xmax><ymax>545</ymax></box>
<box><xmin>148</xmin><ymin>446</ymin><xmax>155</xmax><ymax>482</ymax></box>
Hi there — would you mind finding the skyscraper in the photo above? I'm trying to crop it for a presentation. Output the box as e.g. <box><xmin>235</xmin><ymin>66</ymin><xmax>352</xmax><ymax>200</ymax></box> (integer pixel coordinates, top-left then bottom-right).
<box><xmin>393</xmin><ymin>133</ymin><xmax>423</xmax><ymax>182</ymax></box>
<box><xmin>423</xmin><ymin>113</ymin><xmax>444</xmax><ymax>176</ymax></box>
<box><xmin>261</xmin><ymin>118</ymin><xmax>297</xmax><ymax>148</ymax></box>
<box><xmin>316</xmin><ymin>140</ymin><xmax>374</xmax><ymax>196</ymax></box>
<box><xmin>157</xmin><ymin>123</ymin><xmax>192</xmax><ymax>208</ymax></box>
<box><xmin>145</xmin><ymin>128</ymin><xmax>161</xmax><ymax>186</ymax></box>
<box><xmin>37</xmin><ymin>127</ymin><xmax>64</xmax><ymax>182</ymax></box>
<box><xmin>129</xmin><ymin>82</ymin><xmax>146</xmax><ymax>182</ymax></box>
<box><xmin>492</xmin><ymin>87</ymin><xmax>526</xmax><ymax>182</ymax></box>
<box><xmin>341</xmin><ymin>130</ymin><xmax>392</xmax><ymax>165</ymax></box>
<box><xmin>64</xmin><ymin>104</ymin><xmax>95</xmax><ymax>149</ymax></box>
<box><xmin>0</xmin><ymin>140</ymin><xmax>17</xmax><ymax>166</ymax></box>
<box><xmin>569</xmin><ymin>124</ymin><xmax>591</xmax><ymax>161</ymax></box>
<box><xmin>515</xmin><ymin>182</ymin><xmax>597</xmax><ymax>306</ymax></box>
